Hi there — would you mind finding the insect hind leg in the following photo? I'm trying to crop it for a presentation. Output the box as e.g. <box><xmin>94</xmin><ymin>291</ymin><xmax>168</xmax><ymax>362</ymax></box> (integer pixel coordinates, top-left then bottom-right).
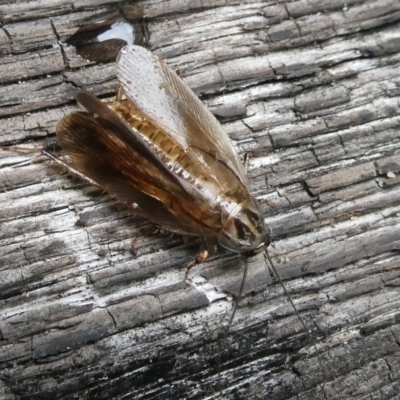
<box><xmin>42</xmin><ymin>150</ymin><xmax>100</xmax><ymax>187</ymax></box>
<box><xmin>0</xmin><ymin>143</ymin><xmax>100</xmax><ymax>188</ymax></box>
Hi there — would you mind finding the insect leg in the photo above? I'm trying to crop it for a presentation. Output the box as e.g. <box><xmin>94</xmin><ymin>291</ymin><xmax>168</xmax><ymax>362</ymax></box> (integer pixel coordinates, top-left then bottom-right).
<box><xmin>42</xmin><ymin>150</ymin><xmax>100</xmax><ymax>187</ymax></box>
<box><xmin>0</xmin><ymin>145</ymin><xmax>45</xmax><ymax>168</ymax></box>
<box><xmin>243</xmin><ymin>152</ymin><xmax>249</xmax><ymax>172</ymax></box>
<box><xmin>0</xmin><ymin>145</ymin><xmax>44</xmax><ymax>154</ymax></box>
<box><xmin>184</xmin><ymin>238</ymin><xmax>220</xmax><ymax>284</ymax></box>
<box><xmin>184</xmin><ymin>248</ymin><xmax>209</xmax><ymax>285</ymax></box>
<box><xmin>0</xmin><ymin>145</ymin><xmax>100</xmax><ymax>187</ymax></box>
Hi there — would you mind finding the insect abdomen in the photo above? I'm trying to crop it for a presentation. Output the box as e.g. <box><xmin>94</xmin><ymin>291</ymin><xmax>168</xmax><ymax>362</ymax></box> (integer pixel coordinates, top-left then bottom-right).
<box><xmin>112</xmin><ymin>101</ymin><xmax>204</xmax><ymax>185</ymax></box>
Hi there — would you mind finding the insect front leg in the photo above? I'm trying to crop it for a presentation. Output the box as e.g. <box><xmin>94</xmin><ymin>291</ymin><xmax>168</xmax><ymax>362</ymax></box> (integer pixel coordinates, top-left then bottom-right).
<box><xmin>184</xmin><ymin>238</ymin><xmax>218</xmax><ymax>285</ymax></box>
<box><xmin>184</xmin><ymin>249</ymin><xmax>209</xmax><ymax>284</ymax></box>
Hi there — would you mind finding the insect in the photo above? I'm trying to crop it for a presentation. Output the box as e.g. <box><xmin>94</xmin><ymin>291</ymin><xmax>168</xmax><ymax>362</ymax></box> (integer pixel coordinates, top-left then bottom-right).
<box><xmin>55</xmin><ymin>45</ymin><xmax>270</xmax><ymax>259</ymax></box>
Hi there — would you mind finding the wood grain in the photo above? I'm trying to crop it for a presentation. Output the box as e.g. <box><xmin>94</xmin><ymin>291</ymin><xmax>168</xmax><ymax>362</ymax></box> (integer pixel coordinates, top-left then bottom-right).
<box><xmin>1</xmin><ymin>1</ymin><xmax>400</xmax><ymax>399</ymax></box>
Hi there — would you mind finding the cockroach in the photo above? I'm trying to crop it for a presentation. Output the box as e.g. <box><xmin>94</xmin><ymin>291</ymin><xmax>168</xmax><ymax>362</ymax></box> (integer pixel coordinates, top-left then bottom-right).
<box><xmin>2</xmin><ymin>45</ymin><xmax>326</xmax><ymax>391</ymax></box>
<box><xmin>56</xmin><ymin>46</ymin><xmax>269</xmax><ymax>257</ymax></box>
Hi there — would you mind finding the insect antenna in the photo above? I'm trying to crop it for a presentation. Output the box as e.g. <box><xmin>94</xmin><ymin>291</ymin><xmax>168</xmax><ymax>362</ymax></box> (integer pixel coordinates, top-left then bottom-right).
<box><xmin>215</xmin><ymin>255</ymin><xmax>249</xmax><ymax>394</ymax></box>
<box><xmin>263</xmin><ymin>251</ymin><xmax>328</xmax><ymax>391</ymax></box>
<box><xmin>227</xmin><ymin>255</ymin><xmax>249</xmax><ymax>328</ymax></box>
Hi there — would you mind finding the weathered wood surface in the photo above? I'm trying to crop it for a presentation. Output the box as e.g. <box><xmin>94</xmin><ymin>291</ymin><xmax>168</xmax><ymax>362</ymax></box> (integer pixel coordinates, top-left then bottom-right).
<box><xmin>1</xmin><ymin>1</ymin><xmax>400</xmax><ymax>399</ymax></box>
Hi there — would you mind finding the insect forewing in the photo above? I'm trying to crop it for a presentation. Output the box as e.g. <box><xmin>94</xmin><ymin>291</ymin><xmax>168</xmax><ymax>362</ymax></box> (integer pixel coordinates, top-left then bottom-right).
<box><xmin>56</xmin><ymin>92</ymin><xmax>220</xmax><ymax>236</ymax></box>
<box><xmin>116</xmin><ymin>45</ymin><xmax>249</xmax><ymax>190</ymax></box>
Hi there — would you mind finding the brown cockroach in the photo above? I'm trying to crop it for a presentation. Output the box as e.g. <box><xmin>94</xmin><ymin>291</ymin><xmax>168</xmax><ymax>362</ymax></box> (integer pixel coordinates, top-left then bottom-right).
<box><xmin>56</xmin><ymin>46</ymin><xmax>269</xmax><ymax>257</ymax></box>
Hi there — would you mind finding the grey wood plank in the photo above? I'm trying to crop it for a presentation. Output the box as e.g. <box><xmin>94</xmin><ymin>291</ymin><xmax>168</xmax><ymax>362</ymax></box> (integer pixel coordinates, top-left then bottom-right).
<box><xmin>0</xmin><ymin>1</ymin><xmax>400</xmax><ymax>399</ymax></box>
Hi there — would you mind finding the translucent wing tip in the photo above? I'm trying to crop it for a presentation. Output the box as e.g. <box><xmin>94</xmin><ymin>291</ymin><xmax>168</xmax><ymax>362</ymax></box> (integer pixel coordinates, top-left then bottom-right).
<box><xmin>117</xmin><ymin>44</ymin><xmax>150</xmax><ymax>62</ymax></box>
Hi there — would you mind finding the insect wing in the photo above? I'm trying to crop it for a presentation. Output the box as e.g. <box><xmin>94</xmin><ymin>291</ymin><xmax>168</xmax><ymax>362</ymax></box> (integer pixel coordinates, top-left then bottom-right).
<box><xmin>116</xmin><ymin>45</ymin><xmax>249</xmax><ymax>190</ymax></box>
<box><xmin>56</xmin><ymin>92</ymin><xmax>218</xmax><ymax>236</ymax></box>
